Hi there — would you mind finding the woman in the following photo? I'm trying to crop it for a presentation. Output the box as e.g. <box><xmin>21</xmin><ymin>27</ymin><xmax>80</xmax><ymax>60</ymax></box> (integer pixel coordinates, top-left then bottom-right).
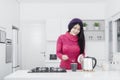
<box><xmin>56</xmin><ymin>18</ymin><xmax>85</xmax><ymax>70</ymax></box>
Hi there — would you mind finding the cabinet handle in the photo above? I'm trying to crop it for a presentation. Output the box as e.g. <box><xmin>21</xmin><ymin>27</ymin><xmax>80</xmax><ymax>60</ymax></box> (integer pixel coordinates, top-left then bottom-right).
<box><xmin>40</xmin><ymin>52</ymin><xmax>46</xmax><ymax>57</ymax></box>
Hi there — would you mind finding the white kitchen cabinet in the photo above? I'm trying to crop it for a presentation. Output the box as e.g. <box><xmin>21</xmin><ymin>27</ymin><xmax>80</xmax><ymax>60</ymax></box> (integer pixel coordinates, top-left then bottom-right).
<box><xmin>21</xmin><ymin>23</ymin><xmax>46</xmax><ymax>69</ymax></box>
<box><xmin>0</xmin><ymin>44</ymin><xmax>12</xmax><ymax>80</ymax></box>
<box><xmin>46</xmin><ymin>19</ymin><xmax>61</xmax><ymax>41</ymax></box>
<box><xmin>61</xmin><ymin>18</ymin><xmax>72</xmax><ymax>34</ymax></box>
<box><xmin>5</xmin><ymin>25</ymin><xmax>12</xmax><ymax>39</ymax></box>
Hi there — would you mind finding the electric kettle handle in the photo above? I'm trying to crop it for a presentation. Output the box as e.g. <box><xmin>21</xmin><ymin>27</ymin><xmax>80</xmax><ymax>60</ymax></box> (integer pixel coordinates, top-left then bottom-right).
<box><xmin>85</xmin><ymin>56</ymin><xmax>97</xmax><ymax>69</ymax></box>
<box><xmin>92</xmin><ymin>57</ymin><xmax>97</xmax><ymax>69</ymax></box>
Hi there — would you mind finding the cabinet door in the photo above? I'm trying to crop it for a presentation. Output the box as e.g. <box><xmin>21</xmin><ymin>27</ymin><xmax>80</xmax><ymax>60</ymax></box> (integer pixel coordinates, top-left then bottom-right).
<box><xmin>21</xmin><ymin>23</ymin><xmax>46</xmax><ymax>69</ymax></box>
<box><xmin>61</xmin><ymin>18</ymin><xmax>72</xmax><ymax>34</ymax></box>
<box><xmin>46</xmin><ymin>19</ymin><xmax>61</xmax><ymax>41</ymax></box>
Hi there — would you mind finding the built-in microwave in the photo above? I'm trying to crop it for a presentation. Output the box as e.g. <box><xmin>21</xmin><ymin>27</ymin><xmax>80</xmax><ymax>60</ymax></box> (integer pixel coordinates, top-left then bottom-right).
<box><xmin>0</xmin><ymin>30</ymin><xmax>6</xmax><ymax>43</ymax></box>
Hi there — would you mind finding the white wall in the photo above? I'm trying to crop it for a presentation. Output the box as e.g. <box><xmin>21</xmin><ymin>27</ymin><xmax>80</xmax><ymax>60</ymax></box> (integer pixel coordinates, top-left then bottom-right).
<box><xmin>106</xmin><ymin>0</ymin><xmax>120</xmax><ymax>18</ymax></box>
<box><xmin>20</xmin><ymin>2</ymin><xmax>107</xmax><ymax>68</ymax></box>
<box><xmin>20</xmin><ymin>3</ymin><xmax>106</xmax><ymax>20</ymax></box>
<box><xmin>0</xmin><ymin>0</ymin><xmax>20</xmax><ymax>80</ymax></box>
<box><xmin>0</xmin><ymin>0</ymin><xmax>20</xmax><ymax>27</ymax></box>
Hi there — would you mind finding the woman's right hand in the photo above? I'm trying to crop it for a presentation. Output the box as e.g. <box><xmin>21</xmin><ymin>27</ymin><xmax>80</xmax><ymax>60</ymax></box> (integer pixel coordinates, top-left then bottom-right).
<box><xmin>62</xmin><ymin>55</ymin><xmax>69</xmax><ymax>61</ymax></box>
<box><xmin>77</xmin><ymin>54</ymin><xmax>84</xmax><ymax>63</ymax></box>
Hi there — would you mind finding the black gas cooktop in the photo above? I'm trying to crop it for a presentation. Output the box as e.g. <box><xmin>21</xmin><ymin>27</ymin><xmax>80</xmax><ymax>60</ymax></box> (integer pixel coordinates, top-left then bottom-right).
<box><xmin>28</xmin><ymin>67</ymin><xmax>66</xmax><ymax>73</ymax></box>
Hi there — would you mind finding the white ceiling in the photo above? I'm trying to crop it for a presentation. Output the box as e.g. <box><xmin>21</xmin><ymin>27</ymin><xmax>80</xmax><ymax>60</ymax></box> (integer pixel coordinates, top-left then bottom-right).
<box><xmin>18</xmin><ymin>0</ymin><xmax>108</xmax><ymax>3</ymax></box>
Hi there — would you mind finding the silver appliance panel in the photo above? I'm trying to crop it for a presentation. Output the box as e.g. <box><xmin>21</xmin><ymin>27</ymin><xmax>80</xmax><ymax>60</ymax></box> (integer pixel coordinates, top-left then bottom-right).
<box><xmin>6</xmin><ymin>39</ymin><xmax>12</xmax><ymax>63</ymax></box>
<box><xmin>0</xmin><ymin>30</ymin><xmax>6</xmax><ymax>43</ymax></box>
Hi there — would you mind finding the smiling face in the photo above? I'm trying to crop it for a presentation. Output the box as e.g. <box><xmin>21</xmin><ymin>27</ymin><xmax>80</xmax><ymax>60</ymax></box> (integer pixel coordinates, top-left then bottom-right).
<box><xmin>70</xmin><ymin>24</ymin><xmax>80</xmax><ymax>36</ymax></box>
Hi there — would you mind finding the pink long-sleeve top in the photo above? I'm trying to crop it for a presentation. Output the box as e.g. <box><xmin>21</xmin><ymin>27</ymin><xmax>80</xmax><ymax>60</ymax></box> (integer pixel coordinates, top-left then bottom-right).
<box><xmin>56</xmin><ymin>32</ymin><xmax>83</xmax><ymax>69</ymax></box>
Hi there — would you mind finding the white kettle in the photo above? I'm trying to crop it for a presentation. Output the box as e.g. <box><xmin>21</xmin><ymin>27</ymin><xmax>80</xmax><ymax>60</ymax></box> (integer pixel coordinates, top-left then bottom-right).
<box><xmin>78</xmin><ymin>56</ymin><xmax>97</xmax><ymax>71</ymax></box>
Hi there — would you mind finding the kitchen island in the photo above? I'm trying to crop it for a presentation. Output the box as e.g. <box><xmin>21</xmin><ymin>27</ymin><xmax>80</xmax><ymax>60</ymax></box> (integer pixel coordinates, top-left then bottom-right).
<box><xmin>4</xmin><ymin>70</ymin><xmax>120</xmax><ymax>80</ymax></box>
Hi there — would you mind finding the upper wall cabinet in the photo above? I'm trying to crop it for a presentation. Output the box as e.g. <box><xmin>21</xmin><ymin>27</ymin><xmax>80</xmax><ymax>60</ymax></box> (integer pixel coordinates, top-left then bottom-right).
<box><xmin>46</xmin><ymin>19</ymin><xmax>61</xmax><ymax>41</ymax></box>
<box><xmin>61</xmin><ymin>18</ymin><xmax>73</xmax><ymax>34</ymax></box>
<box><xmin>46</xmin><ymin>18</ymin><xmax>73</xmax><ymax>41</ymax></box>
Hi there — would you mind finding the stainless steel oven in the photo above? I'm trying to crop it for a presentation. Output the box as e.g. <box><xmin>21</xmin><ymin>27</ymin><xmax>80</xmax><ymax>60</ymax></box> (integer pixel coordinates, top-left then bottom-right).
<box><xmin>6</xmin><ymin>39</ymin><xmax>12</xmax><ymax>63</ymax></box>
<box><xmin>0</xmin><ymin>30</ymin><xmax>6</xmax><ymax>43</ymax></box>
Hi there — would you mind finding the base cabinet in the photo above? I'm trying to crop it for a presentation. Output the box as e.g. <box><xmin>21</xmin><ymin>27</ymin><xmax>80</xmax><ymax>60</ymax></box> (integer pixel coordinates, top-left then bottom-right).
<box><xmin>45</xmin><ymin>62</ymin><xmax>60</xmax><ymax>67</ymax></box>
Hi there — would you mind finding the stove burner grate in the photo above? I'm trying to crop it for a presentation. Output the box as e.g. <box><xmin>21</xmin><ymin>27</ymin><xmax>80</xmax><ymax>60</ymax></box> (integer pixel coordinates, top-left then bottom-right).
<box><xmin>28</xmin><ymin>67</ymin><xmax>66</xmax><ymax>73</ymax></box>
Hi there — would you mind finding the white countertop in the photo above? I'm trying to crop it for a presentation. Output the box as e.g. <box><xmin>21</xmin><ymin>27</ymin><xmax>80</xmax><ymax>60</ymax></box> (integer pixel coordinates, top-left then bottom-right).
<box><xmin>45</xmin><ymin>60</ymin><xmax>60</xmax><ymax>63</ymax></box>
<box><xmin>4</xmin><ymin>70</ymin><xmax>120</xmax><ymax>80</ymax></box>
